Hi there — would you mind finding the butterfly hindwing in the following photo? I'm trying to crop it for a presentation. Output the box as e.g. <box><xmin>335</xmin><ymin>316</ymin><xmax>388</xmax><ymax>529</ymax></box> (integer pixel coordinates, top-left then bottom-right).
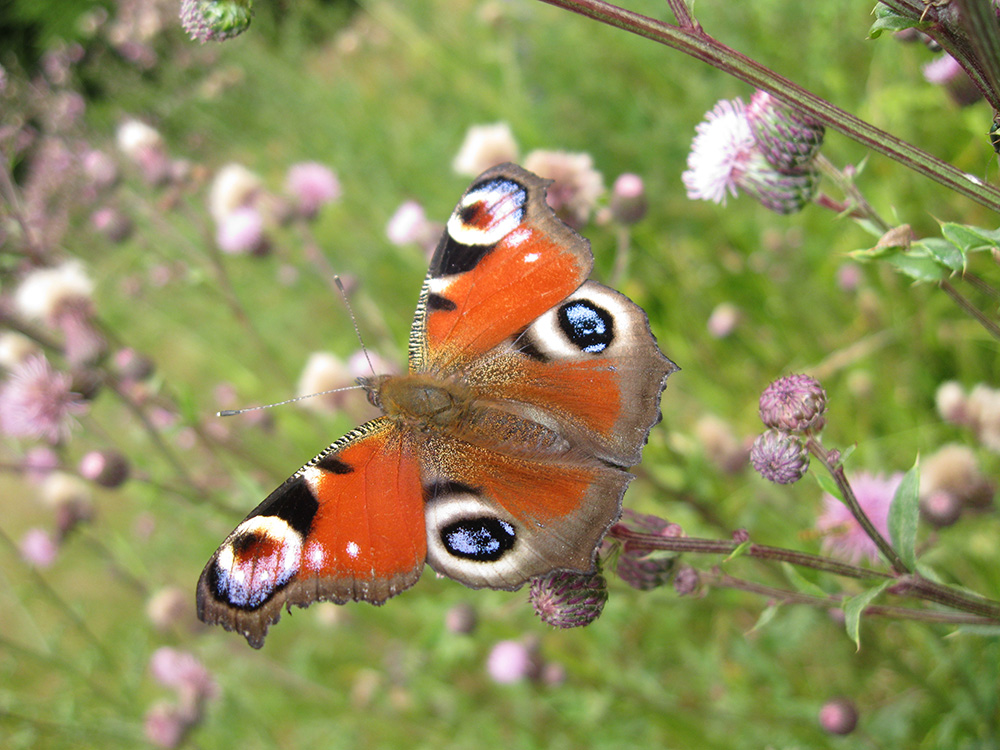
<box><xmin>196</xmin><ymin>419</ymin><xmax>426</xmax><ymax>648</ymax></box>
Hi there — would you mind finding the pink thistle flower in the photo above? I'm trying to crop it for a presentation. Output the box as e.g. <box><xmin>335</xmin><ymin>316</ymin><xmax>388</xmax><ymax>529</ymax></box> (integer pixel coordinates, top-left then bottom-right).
<box><xmin>386</xmin><ymin>200</ymin><xmax>439</xmax><ymax>251</ymax></box>
<box><xmin>297</xmin><ymin>352</ymin><xmax>353</xmax><ymax>412</ymax></box>
<box><xmin>486</xmin><ymin>640</ymin><xmax>538</xmax><ymax>684</ymax></box>
<box><xmin>452</xmin><ymin>123</ymin><xmax>520</xmax><ymax>177</ymax></box>
<box><xmin>0</xmin><ymin>355</ymin><xmax>88</xmax><ymax>443</ymax></box>
<box><xmin>116</xmin><ymin>118</ymin><xmax>171</xmax><ymax>185</ymax></box>
<box><xmin>149</xmin><ymin>647</ymin><xmax>218</xmax><ymax>706</ymax></box>
<box><xmin>144</xmin><ymin>700</ymin><xmax>188</xmax><ymax>748</ymax></box>
<box><xmin>215</xmin><ymin>206</ymin><xmax>266</xmax><ymax>254</ymax></box>
<box><xmin>683</xmin><ymin>98</ymin><xmax>818</xmax><ymax>214</ymax></box>
<box><xmin>523</xmin><ymin>150</ymin><xmax>605</xmax><ymax>229</ymax></box>
<box><xmin>14</xmin><ymin>260</ymin><xmax>105</xmax><ymax>365</ymax></box>
<box><xmin>610</xmin><ymin>172</ymin><xmax>647</xmax><ymax>224</ymax></box>
<box><xmin>682</xmin><ymin>99</ymin><xmax>755</xmax><ymax>205</ymax></box>
<box><xmin>285</xmin><ymin>161</ymin><xmax>341</xmax><ymax>219</ymax></box>
<box><xmin>19</xmin><ymin>527</ymin><xmax>59</xmax><ymax>568</ymax></box>
<box><xmin>817</xmin><ymin>471</ymin><xmax>902</xmax><ymax>565</ymax></box>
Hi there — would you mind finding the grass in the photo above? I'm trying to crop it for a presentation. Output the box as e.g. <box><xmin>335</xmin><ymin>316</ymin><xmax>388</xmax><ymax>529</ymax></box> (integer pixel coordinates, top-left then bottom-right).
<box><xmin>2</xmin><ymin>0</ymin><xmax>1000</xmax><ymax>747</ymax></box>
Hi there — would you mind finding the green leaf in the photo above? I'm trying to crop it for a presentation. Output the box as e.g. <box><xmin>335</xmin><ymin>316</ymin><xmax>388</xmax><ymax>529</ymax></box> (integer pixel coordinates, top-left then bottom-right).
<box><xmin>888</xmin><ymin>460</ymin><xmax>920</xmax><ymax>571</ymax></box>
<box><xmin>941</xmin><ymin>222</ymin><xmax>1000</xmax><ymax>253</ymax></box>
<box><xmin>884</xmin><ymin>252</ymin><xmax>946</xmax><ymax>282</ymax></box>
<box><xmin>748</xmin><ymin>603</ymin><xmax>779</xmax><ymax>634</ymax></box>
<box><xmin>725</xmin><ymin>540</ymin><xmax>751</xmax><ymax>562</ymax></box>
<box><xmin>814</xmin><ymin>470</ymin><xmax>843</xmax><ymax>502</ymax></box>
<box><xmin>843</xmin><ymin>579</ymin><xmax>894</xmax><ymax>650</ymax></box>
<box><xmin>916</xmin><ymin>237</ymin><xmax>964</xmax><ymax>272</ymax></box>
<box><xmin>781</xmin><ymin>562</ymin><xmax>828</xmax><ymax>598</ymax></box>
<box><xmin>869</xmin><ymin>4</ymin><xmax>926</xmax><ymax>37</ymax></box>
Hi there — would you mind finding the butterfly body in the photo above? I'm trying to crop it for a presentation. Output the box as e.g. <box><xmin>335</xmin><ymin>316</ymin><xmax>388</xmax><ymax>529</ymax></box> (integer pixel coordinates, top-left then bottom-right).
<box><xmin>198</xmin><ymin>164</ymin><xmax>677</xmax><ymax>648</ymax></box>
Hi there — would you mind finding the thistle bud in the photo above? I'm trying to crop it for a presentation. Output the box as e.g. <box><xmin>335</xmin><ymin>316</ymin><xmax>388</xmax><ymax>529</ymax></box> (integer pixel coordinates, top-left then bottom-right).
<box><xmin>180</xmin><ymin>0</ymin><xmax>253</xmax><ymax>43</ymax></box>
<box><xmin>746</xmin><ymin>90</ymin><xmax>825</xmax><ymax>171</ymax></box>
<box><xmin>750</xmin><ymin>429</ymin><xmax>809</xmax><ymax>485</ymax></box>
<box><xmin>530</xmin><ymin>570</ymin><xmax>608</xmax><ymax>628</ymax></box>
<box><xmin>759</xmin><ymin>373</ymin><xmax>827</xmax><ymax>434</ymax></box>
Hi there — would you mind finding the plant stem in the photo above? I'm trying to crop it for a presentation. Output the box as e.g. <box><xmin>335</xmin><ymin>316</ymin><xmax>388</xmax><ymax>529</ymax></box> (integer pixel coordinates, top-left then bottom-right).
<box><xmin>706</xmin><ymin>571</ymin><xmax>1000</xmax><ymax>626</ymax></box>
<box><xmin>608</xmin><ymin>525</ymin><xmax>894</xmax><ymax>581</ymax></box>
<box><xmin>806</xmin><ymin>437</ymin><xmax>910</xmax><ymax>574</ymax></box>
<box><xmin>537</xmin><ymin>0</ymin><xmax>1000</xmax><ymax>212</ymax></box>
<box><xmin>940</xmin><ymin>278</ymin><xmax>1000</xmax><ymax>340</ymax></box>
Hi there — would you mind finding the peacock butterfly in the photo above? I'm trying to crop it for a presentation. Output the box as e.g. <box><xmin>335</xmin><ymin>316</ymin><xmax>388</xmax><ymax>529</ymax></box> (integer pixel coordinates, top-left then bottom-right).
<box><xmin>196</xmin><ymin>163</ymin><xmax>677</xmax><ymax>648</ymax></box>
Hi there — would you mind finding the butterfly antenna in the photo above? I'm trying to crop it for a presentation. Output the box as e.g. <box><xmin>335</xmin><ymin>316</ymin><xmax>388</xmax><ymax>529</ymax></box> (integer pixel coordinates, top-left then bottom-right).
<box><xmin>334</xmin><ymin>274</ymin><xmax>377</xmax><ymax>376</ymax></box>
<box><xmin>218</xmin><ymin>386</ymin><xmax>363</xmax><ymax>417</ymax></box>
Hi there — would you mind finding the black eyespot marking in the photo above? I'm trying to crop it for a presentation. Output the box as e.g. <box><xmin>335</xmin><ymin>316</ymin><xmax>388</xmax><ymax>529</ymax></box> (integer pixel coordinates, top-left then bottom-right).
<box><xmin>430</xmin><ymin>235</ymin><xmax>495</xmax><ymax>277</ymax></box>
<box><xmin>557</xmin><ymin>300</ymin><xmax>615</xmax><ymax>353</ymax></box>
<box><xmin>249</xmin><ymin>478</ymin><xmax>319</xmax><ymax>537</ymax></box>
<box><xmin>427</xmin><ymin>293</ymin><xmax>457</xmax><ymax>312</ymax></box>
<box><xmin>441</xmin><ymin>517</ymin><xmax>516</xmax><ymax>562</ymax></box>
<box><xmin>424</xmin><ymin>480</ymin><xmax>480</xmax><ymax>502</ymax></box>
<box><xmin>316</xmin><ymin>455</ymin><xmax>353</xmax><ymax>474</ymax></box>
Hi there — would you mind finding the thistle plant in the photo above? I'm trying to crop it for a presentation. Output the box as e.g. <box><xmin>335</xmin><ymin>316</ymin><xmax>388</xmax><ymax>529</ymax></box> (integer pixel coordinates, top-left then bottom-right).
<box><xmin>3</xmin><ymin>1</ymin><xmax>1000</xmax><ymax>747</ymax></box>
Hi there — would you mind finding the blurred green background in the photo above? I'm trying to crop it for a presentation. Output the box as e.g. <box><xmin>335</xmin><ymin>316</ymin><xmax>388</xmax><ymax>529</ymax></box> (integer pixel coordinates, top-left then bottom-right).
<box><xmin>2</xmin><ymin>0</ymin><xmax>999</xmax><ymax>747</ymax></box>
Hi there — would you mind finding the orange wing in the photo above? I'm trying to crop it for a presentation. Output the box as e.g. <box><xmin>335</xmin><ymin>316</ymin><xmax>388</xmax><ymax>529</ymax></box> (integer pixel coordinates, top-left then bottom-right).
<box><xmin>196</xmin><ymin>419</ymin><xmax>425</xmax><ymax>648</ymax></box>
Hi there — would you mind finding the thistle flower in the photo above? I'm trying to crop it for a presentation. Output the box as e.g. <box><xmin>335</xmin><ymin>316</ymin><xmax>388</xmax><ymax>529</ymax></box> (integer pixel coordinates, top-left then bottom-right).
<box><xmin>523</xmin><ymin>150</ymin><xmax>605</xmax><ymax>229</ymax></box>
<box><xmin>144</xmin><ymin>701</ymin><xmax>187</xmax><ymax>749</ymax></box>
<box><xmin>706</xmin><ymin>302</ymin><xmax>740</xmax><ymax>338</ymax></box>
<box><xmin>297</xmin><ymin>352</ymin><xmax>354</xmax><ymax>413</ymax></box>
<box><xmin>0</xmin><ymin>332</ymin><xmax>41</xmax><ymax>369</ymax></box>
<box><xmin>285</xmin><ymin>161</ymin><xmax>341</xmax><ymax>219</ymax></box>
<box><xmin>922</xmin><ymin>53</ymin><xmax>981</xmax><ymax>106</ymax></box>
<box><xmin>15</xmin><ymin>260</ymin><xmax>105</xmax><ymax>365</ymax></box>
<box><xmin>759</xmin><ymin>373</ymin><xmax>827</xmax><ymax>434</ymax></box>
<box><xmin>486</xmin><ymin>640</ymin><xmax>539</xmax><ymax>684</ymax></box>
<box><xmin>530</xmin><ymin>570</ymin><xmax>608</xmax><ymax>628</ymax></box>
<box><xmin>452</xmin><ymin>122</ymin><xmax>519</xmax><ymax>177</ymax></box>
<box><xmin>180</xmin><ymin>0</ymin><xmax>253</xmax><ymax>43</ymax></box>
<box><xmin>19</xmin><ymin>527</ymin><xmax>59</xmax><ymax>568</ymax></box>
<box><xmin>444</xmin><ymin>602</ymin><xmax>477</xmax><ymax>634</ymax></box>
<box><xmin>610</xmin><ymin>173</ymin><xmax>647</xmax><ymax>224</ymax></box>
<box><xmin>920</xmin><ymin>443</ymin><xmax>993</xmax><ymax>511</ymax></box>
<box><xmin>41</xmin><ymin>470</ymin><xmax>93</xmax><ymax>537</ymax></box>
<box><xmin>149</xmin><ymin>647</ymin><xmax>218</xmax><ymax>708</ymax></box>
<box><xmin>208</xmin><ymin>163</ymin><xmax>264</xmax><ymax>223</ymax></box>
<box><xmin>0</xmin><ymin>355</ymin><xmax>88</xmax><ymax>443</ymax></box>
<box><xmin>745</xmin><ymin>90</ymin><xmax>825</xmax><ymax>171</ymax></box>
<box><xmin>91</xmin><ymin>206</ymin><xmax>133</xmax><ymax>243</ymax></box>
<box><xmin>817</xmin><ymin>471</ymin><xmax>901</xmax><ymax>565</ymax></box>
<box><xmin>116</xmin><ymin>118</ymin><xmax>170</xmax><ymax>184</ymax></box>
<box><xmin>386</xmin><ymin>201</ymin><xmax>440</xmax><ymax>253</ymax></box>
<box><xmin>683</xmin><ymin>98</ymin><xmax>818</xmax><ymax>214</ymax></box>
<box><xmin>694</xmin><ymin>414</ymin><xmax>748</xmax><ymax>474</ymax></box>
<box><xmin>147</xmin><ymin>586</ymin><xmax>194</xmax><ymax>633</ymax></box>
<box><xmin>750</xmin><ymin>429</ymin><xmax>809</xmax><ymax>484</ymax></box>
<box><xmin>819</xmin><ymin>698</ymin><xmax>859</xmax><ymax>736</ymax></box>
<box><xmin>215</xmin><ymin>206</ymin><xmax>266</xmax><ymax>254</ymax></box>
<box><xmin>79</xmin><ymin>449</ymin><xmax>131</xmax><ymax>488</ymax></box>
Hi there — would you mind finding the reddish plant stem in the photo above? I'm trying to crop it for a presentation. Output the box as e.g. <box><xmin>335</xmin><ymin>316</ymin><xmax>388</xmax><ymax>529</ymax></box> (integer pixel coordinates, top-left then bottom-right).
<box><xmin>537</xmin><ymin>0</ymin><xmax>1000</xmax><ymax>212</ymax></box>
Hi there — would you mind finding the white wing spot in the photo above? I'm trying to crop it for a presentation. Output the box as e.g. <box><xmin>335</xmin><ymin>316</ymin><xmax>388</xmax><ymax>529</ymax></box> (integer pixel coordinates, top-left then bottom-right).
<box><xmin>522</xmin><ymin>251</ymin><xmax>540</xmax><ymax>263</ymax></box>
<box><xmin>346</xmin><ymin>541</ymin><xmax>360</xmax><ymax>558</ymax></box>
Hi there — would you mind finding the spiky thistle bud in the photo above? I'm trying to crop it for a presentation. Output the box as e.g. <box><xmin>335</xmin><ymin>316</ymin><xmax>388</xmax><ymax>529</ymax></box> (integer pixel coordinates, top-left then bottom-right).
<box><xmin>759</xmin><ymin>373</ymin><xmax>827</xmax><ymax>434</ymax></box>
<box><xmin>750</xmin><ymin>429</ymin><xmax>810</xmax><ymax>485</ymax></box>
<box><xmin>530</xmin><ymin>570</ymin><xmax>608</xmax><ymax>628</ymax></box>
<box><xmin>180</xmin><ymin>0</ymin><xmax>253</xmax><ymax>43</ymax></box>
<box><xmin>746</xmin><ymin>90</ymin><xmax>825</xmax><ymax>171</ymax></box>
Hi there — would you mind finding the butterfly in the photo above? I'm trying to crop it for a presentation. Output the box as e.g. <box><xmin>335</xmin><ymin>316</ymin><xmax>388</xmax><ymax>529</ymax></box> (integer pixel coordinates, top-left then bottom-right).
<box><xmin>197</xmin><ymin>163</ymin><xmax>677</xmax><ymax>648</ymax></box>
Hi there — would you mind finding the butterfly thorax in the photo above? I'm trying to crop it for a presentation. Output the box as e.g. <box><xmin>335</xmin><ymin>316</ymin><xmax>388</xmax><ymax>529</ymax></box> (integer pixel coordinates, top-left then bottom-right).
<box><xmin>361</xmin><ymin>373</ymin><xmax>474</xmax><ymax>432</ymax></box>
